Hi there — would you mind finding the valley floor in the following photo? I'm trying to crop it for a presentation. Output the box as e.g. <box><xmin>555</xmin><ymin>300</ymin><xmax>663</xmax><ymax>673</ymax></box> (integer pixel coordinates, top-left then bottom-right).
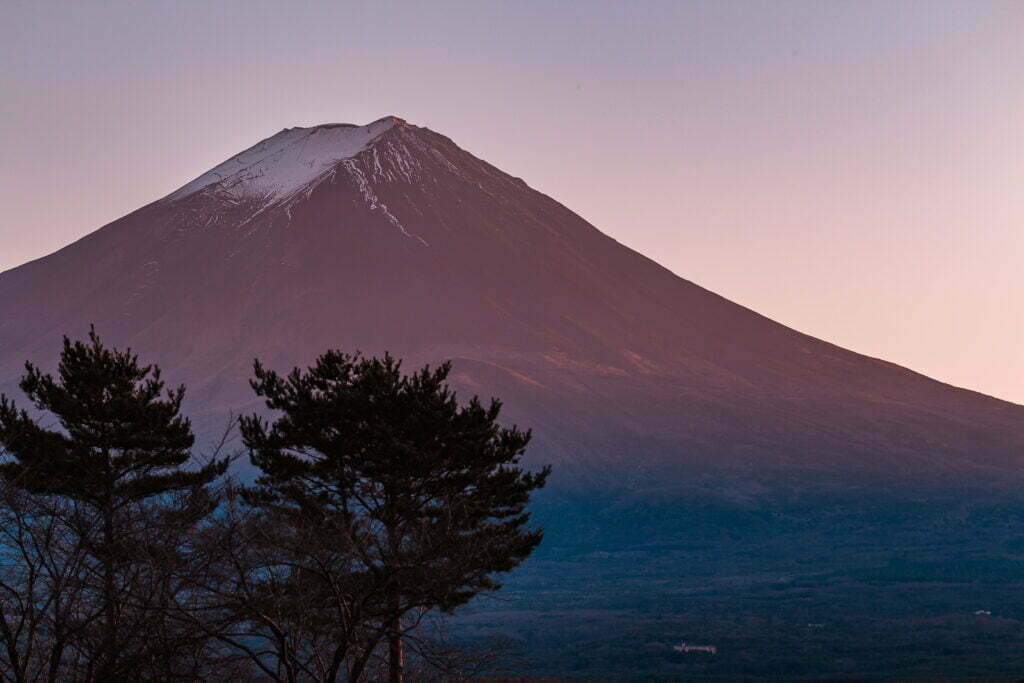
<box><xmin>454</xmin><ymin>494</ymin><xmax>1024</xmax><ymax>678</ymax></box>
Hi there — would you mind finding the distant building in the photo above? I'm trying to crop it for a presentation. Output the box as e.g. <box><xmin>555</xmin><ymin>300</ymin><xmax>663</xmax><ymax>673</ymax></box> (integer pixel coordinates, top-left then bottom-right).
<box><xmin>674</xmin><ymin>642</ymin><xmax>717</xmax><ymax>655</ymax></box>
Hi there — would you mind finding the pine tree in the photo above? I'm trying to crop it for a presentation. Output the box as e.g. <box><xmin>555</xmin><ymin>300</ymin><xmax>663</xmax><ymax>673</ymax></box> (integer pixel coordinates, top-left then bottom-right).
<box><xmin>0</xmin><ymin>327</ymin><xmax>229</xmax><ymax>679</ymax></box>
<box><xmin>241</xmin><ymin>351</ymin><xmax>550</xmax><ymax>682</ymax></box>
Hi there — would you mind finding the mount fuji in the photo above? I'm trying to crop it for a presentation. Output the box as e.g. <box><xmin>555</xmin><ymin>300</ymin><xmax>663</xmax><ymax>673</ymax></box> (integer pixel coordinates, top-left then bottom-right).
<box><xmin>2</xmin><ymin>116</ymin><xmax>1022</xmax><ymax>497</ymax></box>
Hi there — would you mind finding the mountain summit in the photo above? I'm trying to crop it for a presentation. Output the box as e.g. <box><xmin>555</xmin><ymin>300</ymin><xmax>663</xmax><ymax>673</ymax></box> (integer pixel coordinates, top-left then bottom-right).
<box><xmin>2</xmin><ymin>117</ymin><xmax>1022</xmax><ymax>495</ymax></box>
<box><xmin>167</xmin><ymin>117</ymin><xmax>405</xmax><ymax>206</ymax></box>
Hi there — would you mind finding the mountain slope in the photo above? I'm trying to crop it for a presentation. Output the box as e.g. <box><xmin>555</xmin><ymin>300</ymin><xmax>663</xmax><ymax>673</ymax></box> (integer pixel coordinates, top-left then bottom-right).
<box><xmin>2</xmin><ymin>116</ymin><xmax>1022</xmax><ymax>494</ymax></box>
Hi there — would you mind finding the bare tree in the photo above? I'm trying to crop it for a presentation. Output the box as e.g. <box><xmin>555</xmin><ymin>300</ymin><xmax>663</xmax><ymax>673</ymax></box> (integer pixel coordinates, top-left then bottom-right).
<box><xmin>0</xmin><ymin>480</ymin><xmax>94</xmax><ymax>681</ymax></box>
<box><xmin>181</xmin><ymin>485</ymin><xmax>395</xmax><ymax>682</ymax></box>
<box><xmin>402</xmin><ymin>616</ymin><xmax>526</xmax><ymax>681</ymax></box>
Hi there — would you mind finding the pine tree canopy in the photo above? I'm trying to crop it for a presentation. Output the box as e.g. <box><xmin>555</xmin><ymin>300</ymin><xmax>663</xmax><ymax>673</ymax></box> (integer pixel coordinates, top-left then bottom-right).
<box><xmin>0</xmin><ymin>327</ymin><xmax>227</xmax><ymax>506</ymax></box>
<box><xmin>240</xmin><ymin>350</ymin><xmax>550</xmax><ymax>612</ymax></box>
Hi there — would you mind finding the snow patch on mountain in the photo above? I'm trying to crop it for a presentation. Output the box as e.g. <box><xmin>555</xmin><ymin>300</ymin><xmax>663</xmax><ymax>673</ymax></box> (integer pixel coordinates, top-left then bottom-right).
<box><xmin>166</xmin><ymin>117</ymin><xmax>401</xmax><ymax>204</ymax></box>
<box><xmin>341</xmin><ymin>159</ymin><xmax>429</xmax><ymax>246</ymax></box>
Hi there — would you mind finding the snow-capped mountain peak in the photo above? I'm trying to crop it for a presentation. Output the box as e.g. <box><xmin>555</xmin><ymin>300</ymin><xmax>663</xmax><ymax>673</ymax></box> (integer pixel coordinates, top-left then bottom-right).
<box><xmin>166</xmin><ymin>116</ymin><xmax>403</xmax><ymax>204</ymax></box>
<box><xmin>5</xmin><ymin>116</ymin><xmax>1024</xmax><ymax>496</ymax></box>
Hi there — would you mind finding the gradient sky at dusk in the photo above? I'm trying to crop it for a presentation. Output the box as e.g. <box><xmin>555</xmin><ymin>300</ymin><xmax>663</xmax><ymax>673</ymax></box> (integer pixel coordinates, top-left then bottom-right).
<box><xmin>2</xmin><ymin>1</ymin><xmax>1022</xmax><ymax>403</ymax></box>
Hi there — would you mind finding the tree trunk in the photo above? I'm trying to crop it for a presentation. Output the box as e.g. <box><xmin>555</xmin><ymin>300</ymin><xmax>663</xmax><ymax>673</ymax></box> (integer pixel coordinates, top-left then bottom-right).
<box><xmin>386</xmin><ymin>522</ymin><xmax>404</xmax><ymax>683</ymax></box>
<box><xmin>99</xmin><ymin>502</ymin><xmax>116</xmax><ymax>679</ymax></box>
<box><xmin>388</xmin><ymin>612</ymin><xmax>403</xmax><ymax>683</ymax></box>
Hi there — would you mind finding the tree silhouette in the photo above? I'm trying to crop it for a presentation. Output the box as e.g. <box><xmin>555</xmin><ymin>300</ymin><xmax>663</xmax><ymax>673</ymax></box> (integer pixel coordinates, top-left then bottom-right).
<box><xmin>0</xmin><ymin>328</ymin><xmax>229</xmax><ymax>678</ymax></box>
<box><xmin>241</xmin><ymin>351</ymin><xmax>549</xmax><ymax>682</ymax></box>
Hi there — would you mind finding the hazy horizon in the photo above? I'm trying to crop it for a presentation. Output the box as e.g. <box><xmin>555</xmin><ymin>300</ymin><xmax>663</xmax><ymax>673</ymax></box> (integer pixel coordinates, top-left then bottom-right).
<box><xmin>2</xmin><ymin>0</ymin><xmax>1021</xmax><ymax>404</ymax></box>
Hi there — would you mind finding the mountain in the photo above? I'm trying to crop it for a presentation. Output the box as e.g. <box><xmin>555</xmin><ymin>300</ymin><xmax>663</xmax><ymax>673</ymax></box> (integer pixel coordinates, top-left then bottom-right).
<box><xmin>2</xmin><ymin>116</ymin><xmax>1022</xmax><ymax>496</ymax></box>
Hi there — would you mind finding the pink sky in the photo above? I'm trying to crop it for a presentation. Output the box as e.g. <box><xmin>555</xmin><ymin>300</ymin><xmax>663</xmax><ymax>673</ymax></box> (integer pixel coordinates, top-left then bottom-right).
<box><xmin>1</xmin><ymin>1</ymin><xmax>1021</xmax><ymax>403</ymax></box>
